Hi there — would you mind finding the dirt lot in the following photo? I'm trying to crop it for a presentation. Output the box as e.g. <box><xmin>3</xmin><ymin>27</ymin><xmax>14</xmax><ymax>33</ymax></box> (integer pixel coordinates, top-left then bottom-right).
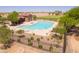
<box><xmin>66</xmin><ymin>34</ymin><xmax>79</xmax><ymax>53</ymax></box>
<box><xmin>0</xmin><ymin>42</ymin><xmax>49</xmax><ymax>53</ymax></box>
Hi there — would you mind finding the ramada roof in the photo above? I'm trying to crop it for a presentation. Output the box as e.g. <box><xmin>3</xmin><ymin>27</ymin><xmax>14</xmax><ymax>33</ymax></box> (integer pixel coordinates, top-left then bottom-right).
<box><xmin>19</xmin><ymin>13</ymin><xmax>32</xmax><ymax>18</ymax></box>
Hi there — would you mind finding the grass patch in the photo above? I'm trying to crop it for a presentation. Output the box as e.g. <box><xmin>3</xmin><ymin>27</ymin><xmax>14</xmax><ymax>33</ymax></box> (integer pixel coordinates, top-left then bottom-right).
<box><xmin>37</xmin><ymin>15</ymin><xmax>62</xmax><ymax>21</ymax></box>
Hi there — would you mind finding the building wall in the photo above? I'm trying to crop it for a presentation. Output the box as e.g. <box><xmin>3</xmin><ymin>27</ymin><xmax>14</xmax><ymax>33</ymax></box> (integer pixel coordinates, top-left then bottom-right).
<box><xmin>30</xmin><ymin>12</ymin><xmax>49</xmax><ymax>17</ymax></box>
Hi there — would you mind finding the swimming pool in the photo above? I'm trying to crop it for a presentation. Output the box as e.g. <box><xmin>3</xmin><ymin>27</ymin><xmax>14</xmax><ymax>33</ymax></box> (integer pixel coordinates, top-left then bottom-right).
<box><xmin>17</xmin><ymin>21</ymin><xmax>55</xmax><ymax>31</ymax></box>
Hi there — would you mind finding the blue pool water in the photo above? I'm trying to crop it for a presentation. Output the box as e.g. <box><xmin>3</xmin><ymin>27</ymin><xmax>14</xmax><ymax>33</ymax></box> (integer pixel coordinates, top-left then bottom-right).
<box><xmin>17</xmin><ymin>21</ymin><xmax>54</xmax><ymax>30</ymax></box>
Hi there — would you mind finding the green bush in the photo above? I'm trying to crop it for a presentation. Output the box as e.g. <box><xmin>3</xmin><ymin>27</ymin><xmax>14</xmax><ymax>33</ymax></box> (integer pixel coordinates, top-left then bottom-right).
<box><xmin>37</xmin><ymin>15</ymin><xmax>61</xmax><ymax>21</ymax></box>
<box><xmin>28</xmin><ymin>42</ymin><xmax>33</xmax><ymax>46</ymax></box>
<box><xmin>49</xmin><ymin>45</ymin><xmax>53</xmax><ymax>52</ymax></box>
<box><xmin>27</xmin><ymin>38</ymin><xmax>33</xmax><ymax>46</ymax></box>
<box><xmin>30</xmin><ymin>37</ymin><xmax>34</xmax><ymax>40</ymax></box>
<box><xmin>53</xmin><ymin>28</ymin><xmax>66</xmax><ymax>34</ymax></box>
<box><xmin>49</xmin><ymin>46</ymin><xmax>53</xmax><ymax>52</ymax></box>
<box><xmin>38</xmin><ymin>45</ymin><xmax>43</xmax><ymax>49</ymax></box>
<box><xmin>16</xmin><ymin>30</ymin><xmax>24</xmax><ymax>34</ymax></box>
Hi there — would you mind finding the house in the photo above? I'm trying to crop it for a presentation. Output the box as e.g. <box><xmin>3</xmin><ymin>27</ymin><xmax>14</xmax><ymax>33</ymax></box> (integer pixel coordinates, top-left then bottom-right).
<box><xmin>19</xmin><ymin>13</ymin><xmax>33</xmax><ymax>22</ymax></box>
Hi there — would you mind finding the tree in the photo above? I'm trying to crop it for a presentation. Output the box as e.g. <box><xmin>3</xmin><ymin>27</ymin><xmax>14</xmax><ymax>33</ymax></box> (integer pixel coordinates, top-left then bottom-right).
<box><xmin>7</xmin><ymin>11</ymin><xmax>19</xmax><ymax>25</ymax></box>
<box><xmin>59</xmin><ymin>7</ymin><xmax>79</xmax><ymax>53</ymax></box>
<box><xmin>0</xmin><ymin>15</ymin><xmax>6</xmax><ymax>25</ymax></box>
<box><xmin>60</xmin><ymin>16</ymin><xmax>79</xmax><ymax>30</ymax></box>
<box><xmin>33</xmin><ymin>15</ymin><xmax>37</xmax><ymax>20</ymax></box>
<box><xmin>54</xmin><ymin>10</ymin><xmax>62</xmax><ymax>15</ymax></box>
<box><xmin>0</xmin><ymin>26</ymin><xmax>12</xmax><ymax>49</ymax></box>
<box><xmin>48</xmin><ymin>12</ymin><xmax>51</xmax><ymax>15</ymax></box>
<box><xmin>65</xmin><ymin>7</ymin><xmax>79</xmax><ymax>19</ymax></box>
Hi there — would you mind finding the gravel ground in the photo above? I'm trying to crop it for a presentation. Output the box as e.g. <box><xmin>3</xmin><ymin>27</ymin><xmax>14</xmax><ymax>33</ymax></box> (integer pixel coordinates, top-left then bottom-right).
<box><xmin>1</xmin><ymin>42</ymin><xmax>49</xmax><ymax>53</ymax></box>
<box><xmin>66</xmin><ymin>35</ymin><xmax>79</xmax><ymax>53</ymax></box>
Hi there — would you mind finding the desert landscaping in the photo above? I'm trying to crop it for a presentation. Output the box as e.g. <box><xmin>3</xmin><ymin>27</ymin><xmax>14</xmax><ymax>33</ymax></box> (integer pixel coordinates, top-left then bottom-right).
<box><xmin>0</xmin><ymin>6</ymin><xmax>79</xmax><ymax>53</ymax></box>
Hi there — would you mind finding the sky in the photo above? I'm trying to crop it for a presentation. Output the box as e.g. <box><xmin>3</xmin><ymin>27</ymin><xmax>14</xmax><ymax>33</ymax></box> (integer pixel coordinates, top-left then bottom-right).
<box><xmin>0</xmin><ymin>6</ymin><xmax>75</xmax><ymax>12</ymax></box>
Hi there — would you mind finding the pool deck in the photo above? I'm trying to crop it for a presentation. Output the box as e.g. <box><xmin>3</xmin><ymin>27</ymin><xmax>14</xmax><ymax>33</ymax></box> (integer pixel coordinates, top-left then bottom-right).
<box><xmin>9</xmin><ymin>20</ymin><xmax>58</xmax><ymax>36</ymax></box>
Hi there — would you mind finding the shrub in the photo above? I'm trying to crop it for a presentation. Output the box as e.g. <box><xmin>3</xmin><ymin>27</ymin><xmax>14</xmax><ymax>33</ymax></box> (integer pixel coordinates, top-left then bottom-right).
<box><xmin>28</xmin><ymin>39</ymin><xmax>33</xmax><ymax>46</ymax></box>
<box><xmin>30</xmin><ymin>36</ymin><xmax>34</xmax><ymax>40</ymax></box>
<box><xmin>37</xmin><ymin>38</ymin><xmax>40</xmax><ymax>42</ymax></box>
<box><xmin>16</xmin><ymin>30</ymin><xmax>24</xmax><ymax>34</ymax></box>
<box><xmin>49</xmin><ymin>45</ymin><xmax>53</xmax><ymax>52</ymax></box>
<box><xmin>38</xmin><ymin>45</ymin><xmax>43</xmax><ymax>49</ymax></box>
<box><xmin>28</xmin><ymin>42</ymin><xmax>33</xmax><ymax>46</ymax></box>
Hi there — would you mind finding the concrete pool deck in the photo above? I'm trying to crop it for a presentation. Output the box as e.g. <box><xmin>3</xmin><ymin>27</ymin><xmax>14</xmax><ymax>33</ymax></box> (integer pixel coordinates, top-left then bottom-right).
<box><xmin>9</xmin><ymin>20</ymin><xmax>58</xmax><ymax>36</ymax></box>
